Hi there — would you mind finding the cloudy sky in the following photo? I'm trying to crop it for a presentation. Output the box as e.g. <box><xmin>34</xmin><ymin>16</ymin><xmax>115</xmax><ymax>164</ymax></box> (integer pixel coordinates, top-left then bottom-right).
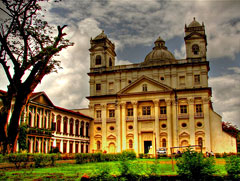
<box><xmin>0</xmin><ymin>0</ymin><xmax>240</xmax><ymax>127</ymax></box>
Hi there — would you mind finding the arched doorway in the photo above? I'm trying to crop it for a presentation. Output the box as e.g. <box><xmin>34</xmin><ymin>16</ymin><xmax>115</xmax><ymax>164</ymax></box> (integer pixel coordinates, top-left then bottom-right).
<box><xmin>108</xmin><ymin>143</ymin><xmax>116</xmax><ymax>153</ymax></box>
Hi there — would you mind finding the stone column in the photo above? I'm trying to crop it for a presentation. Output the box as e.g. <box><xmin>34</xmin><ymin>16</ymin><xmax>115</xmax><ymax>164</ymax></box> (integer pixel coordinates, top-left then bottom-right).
<box><xmin>203</xmin><ymin>97</ymin><xmax>211</xmax><ymax>151</ymax></box>
<box><xmin>154</xmin><ymin>100</ymin><xmax>160</xmax><ymax>152</ymax></box>
<box><xmin>166</xmin><ymin>99</ymin><xmax>172</xmax><ymax>154</ymax></box>
<box><xmin>73</xmin><ymin>141</ymin><xmax>75</xmax><ymax>153</ymax></box>
<box><xmin>121</xmin><ymin>102</ymin><xmax>127</xmax><ymax>150</ymax></box>
<box><xmin>101</xmin><ymin>104</ymin><xmax>107</xmax><ymax>152</ymax></box>
<box><xmin>133</xmin><ymin>101</ymin><xmax>138</xmax><ymax>154</ymax></box>
<box><xmin>115</xmin><ymin>103</ymin><xmax>121</xmax><ymax>152</ymax></box>
<box><xmin>188</xmin><ymin>97</ymin><xmax>195</xmax><ymax>146</ymax></box>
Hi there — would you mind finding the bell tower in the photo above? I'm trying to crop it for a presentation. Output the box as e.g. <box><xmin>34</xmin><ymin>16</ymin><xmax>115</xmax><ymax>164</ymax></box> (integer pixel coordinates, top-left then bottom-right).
<box><xmin>184</xmin><ymin>18</ymin><xmax>207</xmax><ymax>61</ymax></box>
<box><xmin>89</xmin><ymin>30</ymin><xmax>116</xmax><ymax>69</ymax></box>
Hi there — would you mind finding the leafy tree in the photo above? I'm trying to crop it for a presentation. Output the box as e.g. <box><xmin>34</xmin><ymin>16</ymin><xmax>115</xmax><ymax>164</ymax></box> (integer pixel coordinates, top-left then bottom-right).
<box><xmin>176</xmin><ymin>148</ymin><xmax>216</xmax><ymax>180</ymax></box>
<box><xmin>0</xmin><ymin>0</ymin><xmax>73</xmax><ymax>153</ymax></box>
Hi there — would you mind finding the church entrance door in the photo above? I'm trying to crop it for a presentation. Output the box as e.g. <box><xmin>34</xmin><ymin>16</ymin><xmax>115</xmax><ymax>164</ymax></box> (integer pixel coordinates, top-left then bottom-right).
<box><xmin>144</xmin><ymin>141</ymin><xmax>152</xmax><ymax>154</ymax></box>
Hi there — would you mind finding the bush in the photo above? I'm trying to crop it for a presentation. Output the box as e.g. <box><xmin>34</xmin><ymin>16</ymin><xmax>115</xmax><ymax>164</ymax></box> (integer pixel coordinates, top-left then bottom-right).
<box><xmin>176</xmin><ymin>148</ymin><xmax>216</xmax><ymax>180</ymax></box>
<box><xmin>33</xmin><ymin>154</ymin><xmax>57</xmax><ymax>168</ymax></box>
<box><xmin>121</xmin><ymin>150</ymin><xmax>136</xmax><ymax>160</ymax></box>
<box><xmin>0</xmin><ymin>154</ymin><xmax>4</xmax><ymax>163</ymax></box>
<box><xmin>7</xmin><ymin>153</ymin><xmax>30</xmax><ymax>168</ymax></box>
<box><xmin>75</xmin><ymin>151</ymin><xmax>136</xmax><ymax>164</ymax></box>
<box><xmin>139</xmin><ymin>153</ymin><xmax>144</xmax><ymax>159</ymax></box>
<box><xmin>225</xmin><ymin>155</ymin><xmax>240</xmax><ymax>179</ymax></box>
<box><xmin>215</xmin><ymin>153</ymin><xmax>221</xmax><ymax>158</ymax></box>
<box><xmin>222</xmin><ymin>152</ymin><xmax>228</xmax><ymax>158</ymax></box>
<box><xmin>91</xmin><ymin>164</ymin><xmax>114</xmax><ymax>180</ymax></box>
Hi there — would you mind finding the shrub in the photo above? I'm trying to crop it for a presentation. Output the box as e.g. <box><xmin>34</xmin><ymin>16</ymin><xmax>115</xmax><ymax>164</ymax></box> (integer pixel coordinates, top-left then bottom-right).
<box><xmin>121</xmin><ymin>150</ymin><xmax>136</xmax><ymax>161</ymax></box>
<box><xmin>91</xmin><ymin>164</ymin><xmax>114</xmax><ymax>180</ymax></box>
<box><xmin>139</xmin><ymin>153</ymin><xmax>144</xmax><ymax>159</ymax></box>
<box><xmin>33</xmin><ymin>154</ymin><xmax>57</xmax><ymax>168</ymax></box>
<box><xmin>222</xmin><ymin>152</ymin><xmax>228</xmax><ymax>158</ymax></box>
<box><xmin>215</xmin><ymin>153</ymin><xmax>221</xmax><ymax>158</ymax></box>
<box><xmin>176</xmin><ymin>148</ymin><xmax>216</xmax><ymax>180</ymax></box>
<box><xmin>75</xmin><ymin>151</ymin><xmax>136</xmax><ymax>164</ymax></box>
<box><xmin>7</xmin><ymin>153</ymin><xmax>29</xmax><ymax>168</ymax></box>
<box><xmin>225</xmin><ymin>155</ymin><xmax>240</xmax><ymax>179</ymax></box>
<box><xmin>0</xmin><ymin>154</ymin><xmax>4</xmax><ymax>163</ymax></box>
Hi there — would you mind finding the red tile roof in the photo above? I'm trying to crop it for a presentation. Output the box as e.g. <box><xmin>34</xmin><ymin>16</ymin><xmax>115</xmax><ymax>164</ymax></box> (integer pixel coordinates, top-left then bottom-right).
<box><xmin>0</xmin><ymin>90</ymin><xmax>7</xmax><ymax>94</ymax></box>
<box><xmin>0</xmin><ymin>89</ymin><xmax>93</xmax><ymax>120</ymax></box>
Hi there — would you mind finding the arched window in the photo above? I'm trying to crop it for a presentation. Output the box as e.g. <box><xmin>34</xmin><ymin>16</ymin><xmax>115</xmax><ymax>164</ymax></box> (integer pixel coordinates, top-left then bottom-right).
<box><xmin>70</xmin><ymin>119</ymin><xmax>74</xmax><ymax>135</ymax></box>
<box><xmin>28</xmin><ymin>112</ymin><xmax>32</xmax><ymax>127</ymax></box>
<box><xmin>44</xmin><ymin>115</ymin><xmax>47</xmax><ymax>128</ymax></box>
<box><xmin>162</xmin><ymin>138</ymin><xmax>167</xmax><ymax>147</ymax></box>
<box><xmin>36</xmin><ymin>114</ymin><xmax>40</xmax><ymax>128</ymax></box>
<box><xmin>95</xmin><ymin>55</ymin><xmax>101</xmax><ymax>65</ymax></box>
<box><xmin>86</xmin><ymin>122</ymin><xmax>89</xmax><ymax>137</ymax></box>
<box><xmin>181</xmin><ymin>140</ymin><xmax>189</xmax><ymax>147</ymax></box>
<box><xmin>80</xmin><ymin>121</ymin><xmax>84</xmax><ymax>136</ymax></box>
<box><xmin>198</xmin><ymin>137</ymin><xmax>203</xmax><ymax>146</ymax></box>
<box><xmin>35</xmin><ymin>140</ymin><xmax>39</xmax><ymax>153</ymax></box>
<box><xmin>129</xmin><ymin>139</ymin><xmax>133</xmax><ymax>149</ymax></box>
<box><xmin>109</xmin><ymin>58</ymin><xmax>113</xmax><ymax>67</ymax></box>
<box><xmin>63</xmin><ymin>117</ymin><xmax>68</xmax><ymax>134</ymax></box>
<box><xmin>57</xmin><ymin>115</ymin><xmax>61</xmax><ymax>133</ymax></box>
<box><xmin>192</xmin><ymin>44</ymin><xmax>199</xmax><ymax>55</ymax></box>
<box><xmin>97</xmin><ymin>141</ymin><xmax>101</xmax><ymax>150</ymax></box>
<box><xmin>75</xmin><ymin>120</ymin><xmax>79</xmax><ymax>136</ymax></box>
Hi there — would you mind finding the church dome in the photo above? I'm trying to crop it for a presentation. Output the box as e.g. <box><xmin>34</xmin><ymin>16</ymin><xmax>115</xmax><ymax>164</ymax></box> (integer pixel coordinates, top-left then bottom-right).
<box><xmin>144</xmin><ymin>37</ymin><xmax>175</xmax><ymax>64</ymax></box>
<box><xmin>188</xmin><ymin>17</ymin><xmax>201</xmax><ymax>27</ymax></box>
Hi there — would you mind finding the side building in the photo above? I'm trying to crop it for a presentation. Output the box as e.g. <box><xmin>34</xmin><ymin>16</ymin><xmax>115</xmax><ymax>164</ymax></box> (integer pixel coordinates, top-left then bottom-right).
<box><xmin>0</xmin><ymin>90</ymin><xmax>93</xmax><ymax>153</ymax></box>
<box><xmin>85</xmin><ymin>18</ymin><xmax>237</xmax><ymax>155</ymax></box>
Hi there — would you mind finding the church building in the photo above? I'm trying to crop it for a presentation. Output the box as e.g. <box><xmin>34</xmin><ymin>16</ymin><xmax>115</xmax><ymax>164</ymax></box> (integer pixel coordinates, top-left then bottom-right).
<box><xmin>86</xmin><ymin>18</ymin><xmax>237</xmax><ymax>155</ymax></box>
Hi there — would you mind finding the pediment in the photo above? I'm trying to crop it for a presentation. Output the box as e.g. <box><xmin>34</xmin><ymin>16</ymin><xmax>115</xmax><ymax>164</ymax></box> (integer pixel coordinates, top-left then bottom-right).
<box><xmin>184</xmin><ymin>32</ymin><xmax>205</xmax><ymax>40</ymax></box>
<box><xmin>195</xmin><ymin>131</ymin><xmax>205</xmax><ymax>136</ymax></box>
<box><xmin>179</xmin><ymin>132</ymin><xmax>190</xmax><ymax>138</ymax></box>
<box><xmin>107</xmin><ymin>134</ymin><xmax>116</xmax><ymax>140</ymax></box>
<box><xmin>160</xmin><ymin>132</ymin><xmax>167</xmax><ymax>137</ymax></box>
<box><xmin>30</xmin><ymin>92</ymin><xmax>54</xmax><ymax>107</ymax></box>
<box><xmin>118</xmin><ymin>75</ymin><xmax>173</xmax><ymax>95</ymax></box>
<box><xmin>126</xmin><ymin>133</ymin><xmax>134</xmax><ymax>137</ymax></box>
<box><xmin>94</xmin><ymin>134</ymin><xmax>102</xmax><ymax>138</ymax></box>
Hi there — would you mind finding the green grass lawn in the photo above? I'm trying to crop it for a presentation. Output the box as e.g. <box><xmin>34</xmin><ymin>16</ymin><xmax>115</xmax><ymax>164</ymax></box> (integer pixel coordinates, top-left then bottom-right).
<box><xmin>0</xmin><ymin>158</ymin><xmax>227</xmax><ymax>180</ymax></box>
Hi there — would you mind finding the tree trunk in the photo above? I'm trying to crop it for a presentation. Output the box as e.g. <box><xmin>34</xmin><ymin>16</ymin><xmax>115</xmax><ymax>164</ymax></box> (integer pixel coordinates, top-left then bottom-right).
<box><xmin>0</xmin><ymin>95</ymin><xmax>13</xmax><ymax>154</ymax></box>
<box><xmin>7</xmin><ymin>93</ymin><xmax>29</xmax><ymax>153</ymax></box>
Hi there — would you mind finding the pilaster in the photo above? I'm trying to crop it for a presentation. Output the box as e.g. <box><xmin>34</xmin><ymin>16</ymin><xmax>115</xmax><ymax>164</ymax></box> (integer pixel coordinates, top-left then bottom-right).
<box><xmin>132</xmin><ymin>101</ymin><xmax>138</xmax><ymax>154</ymax></box>
<box><xmin>121</xmin><ymin>102</ymin><xmax>127</xmax><ymax>150</ymax></box>
<box><xmin>203</xmin><ymin>97</ymin><xmax>211</xmax><ymax>151</ymax></box>
<box><xmin>188</xmin><ymin>97</ymin><xmax>195</xmax><ymax>146</ymax></box>
<box><xmin>101</xmin><ymin>104</ymin><xmax>107</xmax><ymax>152</ymax></box>
<box><xmin>172</xmin><ymin>98</ymin><xmax>178</xmax><ymax>147</ymax></box>
<box><xmin>89</xmin><ymin>104</ymin><xmax>95</xmax><ymax>152</ymax></box>
<box><xmin>116</xmin><ymin>103</ymin><xmax>121</xmax><ymax>152</ymax></box>
<box><xmin>154</xmin><ymin>100</ymin><xmax>160</xmax><ymax>152</ymax></box>
<box><xmin>166</xmin><ymin>99</ymin><xmax>172</xmax><ymax>154</ymax></box>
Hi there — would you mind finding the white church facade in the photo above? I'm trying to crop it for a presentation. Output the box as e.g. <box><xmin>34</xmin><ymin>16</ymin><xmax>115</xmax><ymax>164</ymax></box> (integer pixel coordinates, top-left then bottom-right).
<box><xmin>84</xmin><ymin>18</ymin><xmax>237</xmax><ymax>155</ymax></box>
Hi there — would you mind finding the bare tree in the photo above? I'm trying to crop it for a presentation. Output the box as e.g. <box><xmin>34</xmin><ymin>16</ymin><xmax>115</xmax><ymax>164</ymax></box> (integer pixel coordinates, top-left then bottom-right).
<box><xmin>0</xmin><ymin>0</ymin><xmax>73</xmax><ymax>153</ymax></box>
